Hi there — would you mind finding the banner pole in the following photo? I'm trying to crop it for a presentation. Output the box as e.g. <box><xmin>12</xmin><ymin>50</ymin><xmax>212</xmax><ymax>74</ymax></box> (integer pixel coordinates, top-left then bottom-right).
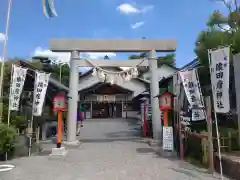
<box><xmin>177</xmin><ymin>85</ymin><xmax>184</xmax><ymax>160</ymax></box>
<box><xmin>0</xmin><ymin>0</ymin><xmax>12</xmax><ymax>122</ymax></box>
<box><xmin>28</xmin><ymin>115</ymin><xmax>34</xmax><ymax>157</ymax></box>
<box><xmin>5</xmin><ymin>64</ymin><xmax>14</xmax><ymax>161</ymax></box>
<box><xmin>214</xmin><ymin>111</ymin><xmax>223</xmax><ymax>179</ymax></box>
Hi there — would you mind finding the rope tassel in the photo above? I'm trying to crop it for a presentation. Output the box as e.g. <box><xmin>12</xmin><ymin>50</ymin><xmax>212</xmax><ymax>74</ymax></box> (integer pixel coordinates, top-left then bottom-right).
<box><xmin>42</xmin><ymin>0</ymin><xmax>58</xmax><ymax>19</ymax></box>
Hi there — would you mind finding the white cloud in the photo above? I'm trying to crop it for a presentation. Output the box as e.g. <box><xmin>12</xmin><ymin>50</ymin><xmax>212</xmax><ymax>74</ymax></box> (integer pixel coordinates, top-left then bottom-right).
<box><xmin>34</xmin><ymin>47</ymin><xmax>71</xmax><ymax>64</ymax></box>
<box><xmin>117</xmin><ymin>3</ymin><xmax>140</xmax><ymax>14</ymax></box>
<box><xmin>141</xmin><ymin>5</ymin><xmax>154</xmax><ymax>13</ymax></box>
<box><xmin>131</xmin><ymin>21</ymin><xmax>145</xmax><ymax>29</ymax></box>
<box><xmin>117</xmin><ymin>3</ymin><xmax>154</xmax><ymax>14</ymax></box>
<box><xmin>0</xmin><ymin>33</ymin><xmax>5</xmax><ymax>42</ymax></box>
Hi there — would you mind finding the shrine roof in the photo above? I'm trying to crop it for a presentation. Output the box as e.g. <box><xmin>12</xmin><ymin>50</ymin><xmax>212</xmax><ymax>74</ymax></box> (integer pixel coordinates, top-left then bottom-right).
<box><xmin>79</xmin><ymin>82</ymin><xmax>133</xmax><ymax>94</ymax></box>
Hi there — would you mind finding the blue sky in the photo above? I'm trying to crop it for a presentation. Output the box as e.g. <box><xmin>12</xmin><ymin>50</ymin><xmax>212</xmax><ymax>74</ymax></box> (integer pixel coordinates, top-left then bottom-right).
<box><xmin>0</xmin><ymin>0</ymin><xmax>228</xmax><ymax>69</ymax></box>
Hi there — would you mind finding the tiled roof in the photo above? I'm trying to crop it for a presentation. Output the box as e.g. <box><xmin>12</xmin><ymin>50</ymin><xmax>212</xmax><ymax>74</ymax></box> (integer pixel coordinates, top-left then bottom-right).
<box><xmin>180</xmin><ymin>58</ymin><xmax>200</xmax><ymax>70</ymax></box>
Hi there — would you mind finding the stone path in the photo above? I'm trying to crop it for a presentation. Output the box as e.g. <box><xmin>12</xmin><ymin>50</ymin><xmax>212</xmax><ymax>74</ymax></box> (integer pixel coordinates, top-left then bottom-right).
<box><xmin>0</xmin><ymin>118</ymin><xmax>228</xmax><ymax>180</ymax></box>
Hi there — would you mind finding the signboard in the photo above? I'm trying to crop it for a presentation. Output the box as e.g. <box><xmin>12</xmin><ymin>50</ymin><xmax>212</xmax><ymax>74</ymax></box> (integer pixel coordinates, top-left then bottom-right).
<box><xmin>179</xmin><ymin>70</ymin><xmax>205</xmax><ymax>121</ymax></box>
<box><xmin>97</xmin><ymin>95</ymin><xmax>116</xmax><ymax>102</ymax></box>
<box><xmin>208</xmin><ymin>46</ymin><xmax>230</xmax><ymax>113</ymax></box>
<box><xmin>163</xmin><ymin>127</ymin><xmax>174</xmax><ymax>151</ymax></box>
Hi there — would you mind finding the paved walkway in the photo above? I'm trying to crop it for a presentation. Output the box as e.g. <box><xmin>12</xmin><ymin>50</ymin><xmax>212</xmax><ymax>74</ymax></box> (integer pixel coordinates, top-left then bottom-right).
<box><xmin>0</xmin><ymin>118</ymin><xmax>227</xmax><ymax>180</ymax></box>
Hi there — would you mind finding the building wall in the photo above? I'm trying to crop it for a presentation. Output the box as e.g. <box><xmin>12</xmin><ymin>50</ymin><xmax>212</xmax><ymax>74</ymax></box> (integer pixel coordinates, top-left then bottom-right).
<box><xmin>141</xmin><ymin>65</ymin><xmax>177</xmax><ymax>82</ymax></box>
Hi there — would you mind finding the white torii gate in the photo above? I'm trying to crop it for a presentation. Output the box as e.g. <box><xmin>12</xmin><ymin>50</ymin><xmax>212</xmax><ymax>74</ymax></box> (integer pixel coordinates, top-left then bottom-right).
<box><xmin>50</xmin><ymin>38</ymin><xmax>177</xmax><ymax>146</ymax></box>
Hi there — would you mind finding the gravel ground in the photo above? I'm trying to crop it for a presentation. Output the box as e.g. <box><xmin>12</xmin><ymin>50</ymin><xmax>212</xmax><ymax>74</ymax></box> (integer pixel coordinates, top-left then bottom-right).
<box><xmin>0</xmin><ymin>118</ymin><xmax>228</xmax><ymax>180</ymax></box>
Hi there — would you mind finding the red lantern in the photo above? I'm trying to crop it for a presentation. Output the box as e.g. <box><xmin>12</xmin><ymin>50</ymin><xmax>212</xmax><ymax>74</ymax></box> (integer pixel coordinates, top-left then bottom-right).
<box><xmin>53</xmin><ymin>93</ymin><xmax>67</xmax><ymax>112</ymax></box>
<box><xmin>158</xmin><ymin>91</ymin><xmax>173</xmax><ymax>111</ymax></box>
<box><xmin>156</xmin><ymin>90</ymin><xmax>174</xmax><ymax>127</ymax></box>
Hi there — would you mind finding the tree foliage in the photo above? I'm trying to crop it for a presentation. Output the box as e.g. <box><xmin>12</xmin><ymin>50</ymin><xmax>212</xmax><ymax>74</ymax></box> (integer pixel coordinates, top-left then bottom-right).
<box><xmin>0</xmin><ymin>123</ymin><xmax>17</xmax><ymax>155</ymax></box>
<box><xmin>194</xmin><ymin>0</ymin><xmax>240</xmax><ymax>85</ymax></box>
<box><xmin>32</xmin><ymin>58</ymin><xmax>70</xmax><ymax>87</ymax></box>
<box><xmin>129</xmin><ymin>52</ymin><xmax>176</xmax><ymax>67</ymax></box>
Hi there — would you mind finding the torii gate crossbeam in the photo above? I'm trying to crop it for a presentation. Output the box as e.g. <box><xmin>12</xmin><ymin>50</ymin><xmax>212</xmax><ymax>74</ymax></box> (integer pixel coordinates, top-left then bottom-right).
<box><xmin>50</xmin><ymin>38</ymin><xmax>177</xmax><ymax>146</ymax></box>
<box><xmin>74</xmin><ymin>59</ymin><xmax>149</xmax><ymax>67</ymax></box>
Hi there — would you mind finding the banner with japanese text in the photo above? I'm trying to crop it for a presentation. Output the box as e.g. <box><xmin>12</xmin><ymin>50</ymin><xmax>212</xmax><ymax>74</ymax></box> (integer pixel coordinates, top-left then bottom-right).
<box><xmin>179</xmin><ymin>69</ymin><xmax>205</xmax><ymax>121</ymax></box>
<box><xmin>208</xmin><ymin>47</ymin><xmax>230</xmax><ymax>113</ymax></box>
<box><xmin>9</xmin><ymin>65</ymin><xmax>27</xmax><ymax>111</ymax></box>
<box><xmin>32</xmin><ymin>71</ymin><xmax>51</xmax><ymax>116</ymax></box>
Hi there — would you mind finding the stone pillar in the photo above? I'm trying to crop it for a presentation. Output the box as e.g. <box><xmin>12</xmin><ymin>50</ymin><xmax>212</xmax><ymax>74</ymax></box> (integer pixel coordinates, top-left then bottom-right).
<box><xmin>66</xmin><ymin>50</ymin><xmax>79</xmax><ymax>145</ymax></box>
<box><xmin>41</xmin><ymin>122</ymin><xmax>48</xmax><ymax>141</ymax></box>
<box><xmin>148</xmin><ymin>50</ymin><xmax>162</xmax><ymax>143</ymax></box>
<box><xmin>90</xmin><ymin>101</ymin><xmax>93</xmax><ymax>118</ymax></box>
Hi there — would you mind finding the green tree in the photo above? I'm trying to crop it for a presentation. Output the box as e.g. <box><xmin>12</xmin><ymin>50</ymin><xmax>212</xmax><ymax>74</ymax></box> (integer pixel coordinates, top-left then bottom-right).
<box><xmin>32</xmin><ymin>57</ymin><xmax>71</xmax><ymax>86</ymax></box>
<box><xmin>129</xmin><ymin>52</ymin><xmax>176</xmax><ymax>67</ymax></box>
<box><xmin>0</xmin><ymin>123</ymin><xmax>17</xmax><ymax>156</ymax></box>
<box><xmin>0</xmin><ymin>60</ymin><xmax>28</xmax><ymax>130</ymax></box>
<box><xmin>194</xmin><ymin>1</ymin><xmax>240</xmax><ymax>86</ymax></box>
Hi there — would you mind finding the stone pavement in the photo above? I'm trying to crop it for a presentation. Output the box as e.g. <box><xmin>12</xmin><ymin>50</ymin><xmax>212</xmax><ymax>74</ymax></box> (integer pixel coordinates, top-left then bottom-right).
<box><xmin>0</xmin><ymin>118</ymin><xmax>228</xmax><ymax>180</ymax></box>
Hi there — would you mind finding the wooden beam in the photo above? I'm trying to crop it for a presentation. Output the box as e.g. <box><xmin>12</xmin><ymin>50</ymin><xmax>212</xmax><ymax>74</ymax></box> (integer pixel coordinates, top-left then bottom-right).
<box><xmin>76</xmin><ymin>59</ymin><xmax>149</xmax><ymax>67</ymax></box>
<box><xmin>50</xmin><ymin>38</ymin><xmax>177</xmax><ymax>52</ymax></box>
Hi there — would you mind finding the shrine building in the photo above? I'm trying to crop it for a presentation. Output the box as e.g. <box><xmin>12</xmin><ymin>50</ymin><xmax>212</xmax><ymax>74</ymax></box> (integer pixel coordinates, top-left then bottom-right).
<box><xmin>78</xmin><ymin>67</ymin><xmax>149</xmax><ymax>119</ymax></box>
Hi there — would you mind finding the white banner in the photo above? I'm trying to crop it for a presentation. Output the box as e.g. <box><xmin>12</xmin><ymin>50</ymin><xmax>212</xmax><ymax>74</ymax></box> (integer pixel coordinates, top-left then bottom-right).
<box><xmin>179</xmin><ymin>69</ymin><xmax>205</xmax><ymax>121</ymax></box>
<box><xmin>208</xmin><ymin>47</ymin><xmax>230</xmax><ymax>113</ymax></box>
<box><xmin>162</xmin><ymin>127</ymin><xmax>174</xmax><ymax>151</ymax></box>
<box><xmin>32</xmin><ymin>71</ymin><xmax>50</xmax><ymax>116</ymax></box>
<box><xmin>9</xmin><ymin>65</ymin><xmax>27</xmax><ymax>111</ymax></box>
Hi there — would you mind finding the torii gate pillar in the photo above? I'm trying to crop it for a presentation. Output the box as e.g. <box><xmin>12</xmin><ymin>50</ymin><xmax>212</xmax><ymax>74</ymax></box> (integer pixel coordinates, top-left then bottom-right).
<box><xmin>66</xmin><ymin>50</ymin><xmax>79</xmax><ymax>145</ymax></box>
<box><xmin>149</xmin><ymin>50</ymin><xmax>162</xmax><ymax>142</ymax></box>
<box><xmin>50</xmin><ymin>38</ymin><xmax>177</xmax><ymax>146</ymax></box>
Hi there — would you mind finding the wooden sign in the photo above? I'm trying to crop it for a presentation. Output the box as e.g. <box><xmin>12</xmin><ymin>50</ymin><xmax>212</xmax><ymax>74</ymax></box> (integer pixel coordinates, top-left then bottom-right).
<box><xmin>97</xmin><ymin>95</ymin><xmax>116</xmax><ymax>102</ymax></box>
